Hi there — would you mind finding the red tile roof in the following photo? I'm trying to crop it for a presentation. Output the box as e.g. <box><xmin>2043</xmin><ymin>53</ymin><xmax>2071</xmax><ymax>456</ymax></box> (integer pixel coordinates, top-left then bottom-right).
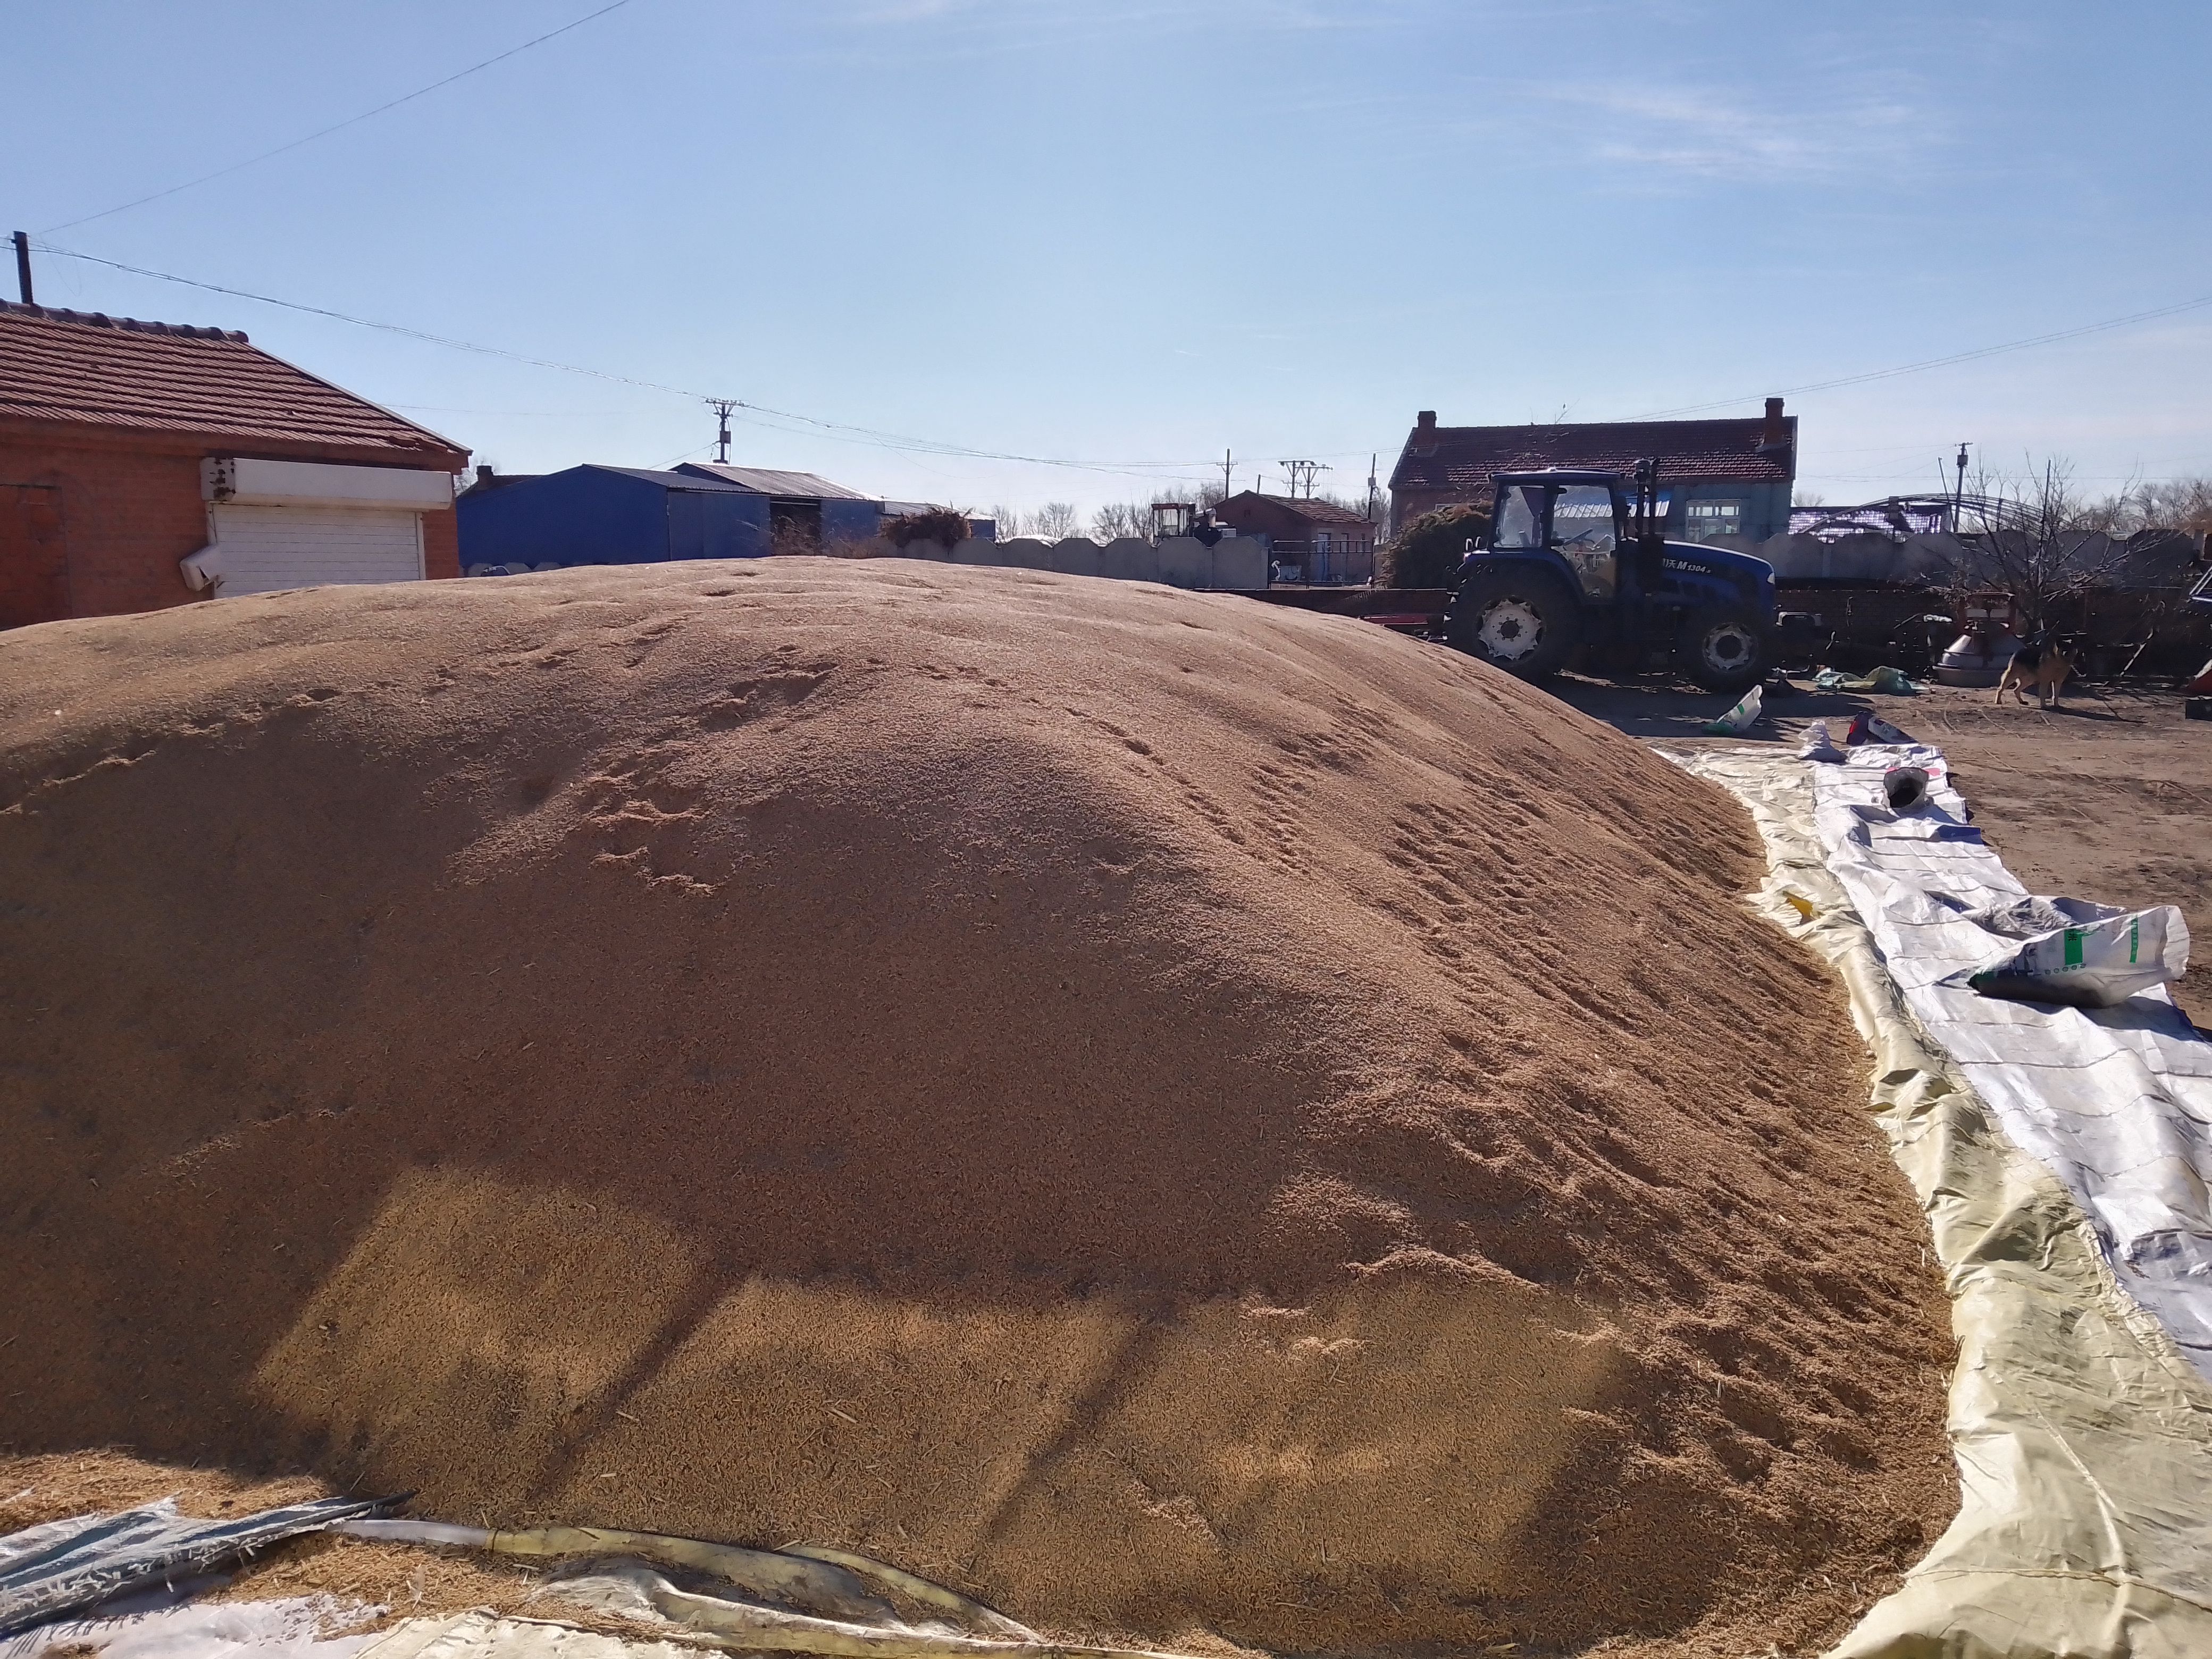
<box><xmin>1216</xmin><ymin>490</ymin><xmax>1375</xmax><ymax>527</ymax></box>
<box><xmin>0</xmin><ymin>301</ymin><xmax>464</xmax><ymax>461</ymax></box>
<box><xmin>1390</xmin><ymin>415</ymin><xmax>1794</xmax><ymax>497</ymax></box>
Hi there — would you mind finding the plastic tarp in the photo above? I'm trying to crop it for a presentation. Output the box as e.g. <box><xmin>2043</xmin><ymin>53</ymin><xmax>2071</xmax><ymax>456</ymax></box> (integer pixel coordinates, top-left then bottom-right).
<box><xmin>1805</xmin><ymin>744</ymin><xmax>2212</xmax><ymax>1363</ymax></box>
<box><xmin>1666</xmin><ymin>745</ymin><xmax>2212</xmax><ymax>1659</ymax></box>
<box><xmin>359</xmin><ymin>1612</ymin><xmax>694</xmax><ymax>1659</ymax></box>
<box><xmin>0</xmin><ymin>1497</ymin><xmax>393</xmax><ymax>1639</ymax></box>
<box><xmin>340</xmin><ymin>1523</ymin><xmax>1192</xmax><ymax>1659</ymax></box>
<box><xmin>0</xmin><ymin>1596</ymin><xmax>382</xmax><ymax>1659</ymax></box>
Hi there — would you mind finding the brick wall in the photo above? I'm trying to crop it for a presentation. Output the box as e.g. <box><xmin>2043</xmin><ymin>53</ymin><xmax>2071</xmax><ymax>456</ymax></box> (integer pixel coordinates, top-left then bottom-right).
<box><xmin>421</xmin><ymin>505</ymin><xmax>459</xmax><ymax>581</ymax></box>
<box><xmin>0</xmin><ymin>439</ymin><xmax>210</xmax><ymax>620</ymax></box>
<box><xmin>0</xmin><ymin>426</ymin><xmax>464</xmax><ymax>622</ymax></box>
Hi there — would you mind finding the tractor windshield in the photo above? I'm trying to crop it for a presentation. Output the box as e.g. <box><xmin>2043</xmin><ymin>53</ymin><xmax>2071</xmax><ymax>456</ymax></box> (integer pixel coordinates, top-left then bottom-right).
<box><xmin>1550</xmin><ymin>485</ymin><xmax>1617</xmax><ymax>554</ymax></box>
<box><xmin>1493</xmin><ymin>484</ymin><xmax>1546</xmax><ymax>549</ymax></box>
<box><xmin>1491</xmin><ymin>482</ymin><xmax>1620</xmax><ymax>554</ymax></box>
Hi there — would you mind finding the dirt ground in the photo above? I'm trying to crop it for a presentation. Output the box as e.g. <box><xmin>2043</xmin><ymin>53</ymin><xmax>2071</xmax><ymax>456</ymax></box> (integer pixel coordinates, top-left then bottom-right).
<box><xmin>1549</xmin><ymin>673</ymin><xmax>2211</xmax><ymax>1023</ymax></box>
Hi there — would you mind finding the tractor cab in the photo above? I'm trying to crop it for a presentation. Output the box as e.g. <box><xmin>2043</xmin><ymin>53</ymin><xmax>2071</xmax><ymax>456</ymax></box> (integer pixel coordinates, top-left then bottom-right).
<box><xmin>1488</xmin><ymin>469</ymin><xmax>1641</xmax><ymax>602</ymax></box>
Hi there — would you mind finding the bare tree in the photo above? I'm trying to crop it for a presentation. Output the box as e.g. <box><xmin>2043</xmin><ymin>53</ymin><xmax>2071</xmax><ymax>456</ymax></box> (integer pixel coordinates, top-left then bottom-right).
<box><xmin>1946</xmin><ymin>457</ymin><xmax>2138</xmax><ymax>631</ymax></box>
<box><xmin>1032</xmin><ymin>501</ymin><xmax>1080</xmax><ymax>540</ymax></box>
<box><xmin>986</xmin><ymin>502</ymin><xmax>1022</xmax><ymax>539</ymax></box>
<box><xmin>2081</xmin><ymin>476</ymin><xmax>2212</xmax><ymax>538</ymax></box>
<box><xmin>1090</xmin><ymin>502</ymin><xmax>1150</xmax><ymax>542</ymax></box>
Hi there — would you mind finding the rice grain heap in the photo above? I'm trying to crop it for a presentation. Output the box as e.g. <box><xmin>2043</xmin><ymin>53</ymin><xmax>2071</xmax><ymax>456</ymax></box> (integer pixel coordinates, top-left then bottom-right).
<box><xmin>0</xmin><ymin>560</ymin><xmax>1954</xmax><ymax>1656</ymax></box>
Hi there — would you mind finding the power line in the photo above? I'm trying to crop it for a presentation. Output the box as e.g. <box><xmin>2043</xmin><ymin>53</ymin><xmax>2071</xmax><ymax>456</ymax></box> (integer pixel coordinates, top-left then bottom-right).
<box><xmin>1629</xmin><ymin>291</ymin><xmax>2212</xmax><ymax>420</ymax></box>
<box><xmin>27</xmin><ymin>239</ymin><xmax>1218</xmax><ymax>477</ymax></box>
<box><xmin>42</xmin><ymin>0</ymin><xmax>646</xmax><ymax>234</ymax></box>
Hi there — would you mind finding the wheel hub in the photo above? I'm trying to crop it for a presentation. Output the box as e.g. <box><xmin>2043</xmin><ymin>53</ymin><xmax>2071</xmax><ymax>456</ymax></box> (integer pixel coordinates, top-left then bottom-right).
<box><xmin>1703</xmin><ymin>625</ymin><xmax>1756</xmax><ymax>671</ymax></box>
<box><xmin>1477</xmin><ymin>598</ymin><xmax>1545</xmax><ymax>662</ymax></box>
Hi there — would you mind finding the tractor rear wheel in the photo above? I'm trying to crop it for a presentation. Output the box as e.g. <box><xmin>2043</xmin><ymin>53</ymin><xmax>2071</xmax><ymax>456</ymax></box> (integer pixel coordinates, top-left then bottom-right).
<box><xmin>1681</xmin><ymin>608</ymin><xmax>1769</xmax><ymax>693</ymax></box>
<box><xmin>1445</xmin><ymin>564</ymin><xmax>1583</xmax><ymax>680</ymax></box>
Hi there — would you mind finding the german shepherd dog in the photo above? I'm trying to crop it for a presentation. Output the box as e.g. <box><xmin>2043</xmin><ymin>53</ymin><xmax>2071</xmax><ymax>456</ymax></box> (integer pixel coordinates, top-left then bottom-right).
<box><xmin>1997</xmin><ymin>632</ymin><xmax>2074</xmax><ymax>707</ymax></box>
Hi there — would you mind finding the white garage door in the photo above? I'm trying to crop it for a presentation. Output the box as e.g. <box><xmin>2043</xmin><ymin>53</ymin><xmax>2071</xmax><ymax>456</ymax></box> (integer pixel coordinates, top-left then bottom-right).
<box><xmin>209</xmin><ymin>505</ymin><xmax>424</xmax><ymax>596</ymax></box>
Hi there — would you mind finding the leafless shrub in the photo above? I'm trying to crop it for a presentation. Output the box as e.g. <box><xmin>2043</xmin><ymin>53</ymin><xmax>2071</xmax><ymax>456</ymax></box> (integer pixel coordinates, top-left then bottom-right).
<box><xmin>1378</xmin><ymin>503</ymin><xmax>1487</xmax><ymax>589</ymax></box>
<box><xmin>883</xmin><ymin>507</ymin><xmax>970</xmax><ymax>552</ymax></box>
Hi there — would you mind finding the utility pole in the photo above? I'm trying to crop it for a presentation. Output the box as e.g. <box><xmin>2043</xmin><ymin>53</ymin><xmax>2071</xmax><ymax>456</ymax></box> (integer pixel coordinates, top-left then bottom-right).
<box><xmin>1951</xmin><ymin>441</ymin><xmax>1971</xmax><ymax>532</ymax></box>
<box><xmin>709</xmin><ymin>399</ymin><xmax>736</xmax><ymax>464</ymax></box>
<box><xmin>12</xmin><ymin>232</ymin><xmax>31</xmax><ymax>305</ymax></box>
<box><xmin>1219</xmin><ymin>449</ymin><xmax>1234</xmax><ymax>504</ymax></box>
<box><xmin>1279</xmin><ymin>460</ymin><xmax>1328</xmax><ymax>499</ymax></box>
<box><xmin>1365</xmin><ymin>453</ymin><xmax>1379</xmax><ymax>523</ymax></box>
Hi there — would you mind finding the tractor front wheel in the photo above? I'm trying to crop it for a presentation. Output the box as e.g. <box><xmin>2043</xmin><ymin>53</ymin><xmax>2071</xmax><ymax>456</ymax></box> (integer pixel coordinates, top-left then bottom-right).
<box><xmin>1680</xmin><ymin>608</ymin><xmax>1769</xmax><ymax>693</ymax></box>
<box><xmin>1445</xmin><ymin>565</ymin><xmax>1583</xmax><ymax>681</ymax></box>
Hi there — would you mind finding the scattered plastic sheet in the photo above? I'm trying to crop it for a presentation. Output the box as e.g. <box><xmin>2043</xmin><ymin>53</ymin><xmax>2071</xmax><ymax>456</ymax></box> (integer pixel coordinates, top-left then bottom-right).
<box><xmin>0</xmin><ymin>1595</ymin><xmax>382</xmax><ymax>1659</ymax></box>
<box><xmin>1812</xmin><ymin>666</ymin><xmax>1920</xmax><ymax>694</ymax></box>
<box><xmin>340</xmin><ymin>1523</ymin><xmax>1192</xmax><ymax>1659</ymax></box>
<box><xmin>1666</xmin><ymin>744</ymin><xmax>2212</xmax><ymax>1659</ymax></box>
<box><xmin>1805</xmin><ymin>743</ymin><xmax>2212</xmax><ymax>1365</ymax></box>
<box><xmin>0</xmin><ymin>1496</ymin><xmax>396</xmax><ymax>1639</ymax></box>
<box><xmin>359</xmin><ymin>1611</ymin><xmax>690</xmax><ymax>1659</ymax></box>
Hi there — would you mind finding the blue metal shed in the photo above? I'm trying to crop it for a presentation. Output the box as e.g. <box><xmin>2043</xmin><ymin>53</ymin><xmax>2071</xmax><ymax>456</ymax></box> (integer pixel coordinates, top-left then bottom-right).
<box><xmin>674</xmin><ymin>464</ymin><xmax>881</xmax><ymax>549</ymax></box>
<box><xmin>456</xmin><ymin>464</ymin><xmax>770</xmax><ymax>575</ymax></box>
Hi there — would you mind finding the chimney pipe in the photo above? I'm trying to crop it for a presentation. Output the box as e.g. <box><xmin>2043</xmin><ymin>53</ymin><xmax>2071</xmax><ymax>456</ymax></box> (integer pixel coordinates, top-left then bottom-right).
<box><xmin>1761</xmin><ymin>397</ymin><xmax>1788</xmax><ymax>450</ymax></box>
<box><xmin>1414</xmin><ymin>410</ymin><xmax>1438</xmax><ymax>455</ymax></box>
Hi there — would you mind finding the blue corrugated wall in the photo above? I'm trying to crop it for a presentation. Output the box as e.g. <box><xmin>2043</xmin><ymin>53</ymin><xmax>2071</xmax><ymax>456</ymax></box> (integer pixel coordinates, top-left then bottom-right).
<box><xmin>821</xmin><ymin>497</ymin><xmax>881</xmax><ymax>546</ymax></box>
<box><xmin>458</xmin><ymin>467</ymin><xmax>772</xmax><ymax>573</ymax></box>
<box><xmin>666</xmin><ymin>488</ymin><xmax>772</xmax><ymax>560</ymax></box>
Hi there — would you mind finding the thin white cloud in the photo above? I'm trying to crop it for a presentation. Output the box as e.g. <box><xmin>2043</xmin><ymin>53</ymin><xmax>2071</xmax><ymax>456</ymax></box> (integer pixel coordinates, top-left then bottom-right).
<box><xmin>1540</xmin><ymin>80</ymin><xmax>1940</xmax><ymax>182</ymax></box>
<box><xmin>823</xmin><ymin>0</ymin><xmax>1421</xmax><ymax>55</ymax></box>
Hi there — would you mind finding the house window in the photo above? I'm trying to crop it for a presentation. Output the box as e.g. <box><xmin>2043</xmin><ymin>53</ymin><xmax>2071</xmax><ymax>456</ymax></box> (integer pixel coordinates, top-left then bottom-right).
<box><xmin>1685</xmin><ymin>499</ymin><xmax>1743</xmax><ymax>543</ymax></box>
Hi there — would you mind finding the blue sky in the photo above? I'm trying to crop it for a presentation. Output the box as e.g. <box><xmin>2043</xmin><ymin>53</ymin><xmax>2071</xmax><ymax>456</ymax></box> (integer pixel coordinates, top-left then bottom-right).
<box><xmin>9</xmin><ymin>1</ymin><xmax>2209</xmax><ymax>518</ymax></box>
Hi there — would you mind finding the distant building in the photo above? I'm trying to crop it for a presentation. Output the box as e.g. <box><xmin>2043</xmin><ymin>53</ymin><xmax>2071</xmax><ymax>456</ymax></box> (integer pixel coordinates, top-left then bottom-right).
<box><xmin>0</xmin><ymin>299</ymin><xmax>466</xmax><ymax>625</ymax></box>
<box><xmin>457</xmin><ymin>464</ymin><xmax>767</xmax><ymax>574</ymax></box>
<box><xmin>1210</xmin><ymin>491</ymin><xmax>1378</xmax><ymax>585</ymax></box>
<box><xmin>456</xmin><ymin>462</ymin><xmax>879</xmax><ymax>575</ymax></box>
<box><xmin>1388</xmin><ymin>401</ymin><xmax>1797</xmax><ymax>545</ymax></box>
<box><xmin>674</xmin><ymin>464</ymin><xmax>880</xmax><ymax>549</ymax></box>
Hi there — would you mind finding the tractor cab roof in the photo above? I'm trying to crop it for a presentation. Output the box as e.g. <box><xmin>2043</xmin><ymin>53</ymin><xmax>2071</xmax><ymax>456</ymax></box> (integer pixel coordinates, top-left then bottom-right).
<box><xmin>1489</xmin><ymin>468</ymin><xmax>1628</xmax><ymax>488</ymax></box>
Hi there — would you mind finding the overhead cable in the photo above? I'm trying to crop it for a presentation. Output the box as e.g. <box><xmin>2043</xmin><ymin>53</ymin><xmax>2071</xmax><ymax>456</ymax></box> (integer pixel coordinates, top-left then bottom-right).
<box><xmin>28</xmin><ymin>241</ymin><xmax>1215</xmax><ymax>477</ymax></box>
<box><xmin>1631</xmin><ymin>292</ymin><xmax>2212</xmax><ymax>420</ymax></box>
<box><xmin>41</xmin><ymin>0</ymin><xmax>646</xmax><ymax>234</ymax></box>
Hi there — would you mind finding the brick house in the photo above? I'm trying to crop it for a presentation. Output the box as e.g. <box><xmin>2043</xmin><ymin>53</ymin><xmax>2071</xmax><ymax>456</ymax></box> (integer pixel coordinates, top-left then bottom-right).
<box><xmin>0</xmin><ymin>300</ymin><xmax>467</xmax><ymax>627</ymax></box>
<box><xmin>1389</xmin><ymin>400</ymin><xmax>1797</xmax><ymax>546</ymax></box>
<box><xmin>1210</xmin><ymin>491</ymin><xmax>1378</xmax><ymax>584</ymax></box>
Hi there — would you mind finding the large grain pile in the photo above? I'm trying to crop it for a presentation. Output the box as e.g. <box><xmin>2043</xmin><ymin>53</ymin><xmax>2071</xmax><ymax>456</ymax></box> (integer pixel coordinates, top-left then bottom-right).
<box><xmin>0</xmin><ymin>561</ymin><xmax>1954</xmax><ymax>1656</ymax></box>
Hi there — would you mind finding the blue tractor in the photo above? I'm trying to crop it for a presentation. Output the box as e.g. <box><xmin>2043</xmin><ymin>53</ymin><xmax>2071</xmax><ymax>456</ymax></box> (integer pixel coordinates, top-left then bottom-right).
<box><xmin>1440</xmin><ymin>462</ymin><xmax>1777</xmax><ymax>693</ymax></box>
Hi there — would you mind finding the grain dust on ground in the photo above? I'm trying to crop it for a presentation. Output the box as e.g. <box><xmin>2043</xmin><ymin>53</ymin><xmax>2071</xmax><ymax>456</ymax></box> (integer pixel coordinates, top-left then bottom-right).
<box><xmin>0</xmin><ymin>560</ymin><xmax>1956</xmax><ymax>1657</ymax></box>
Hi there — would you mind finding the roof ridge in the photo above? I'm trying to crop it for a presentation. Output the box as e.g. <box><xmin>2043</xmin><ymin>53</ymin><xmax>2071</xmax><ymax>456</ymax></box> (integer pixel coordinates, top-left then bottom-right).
<box><xmin>0</xmin><ymin>302</ymin><xmax>465</xmax><ymax>459</ymax></box>
<box><xmin>0</xmin><ymin>298</ymin><xmax>248</xmax><ymax>342</ymax></box>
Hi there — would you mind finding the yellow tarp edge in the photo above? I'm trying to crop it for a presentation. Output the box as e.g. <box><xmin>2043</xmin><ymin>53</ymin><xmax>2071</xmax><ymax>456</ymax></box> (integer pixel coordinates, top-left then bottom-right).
<box><xmin>1663</xmin><ymin>747</ymin><xmax>2212</xmax><ymax>1659</ymax></box>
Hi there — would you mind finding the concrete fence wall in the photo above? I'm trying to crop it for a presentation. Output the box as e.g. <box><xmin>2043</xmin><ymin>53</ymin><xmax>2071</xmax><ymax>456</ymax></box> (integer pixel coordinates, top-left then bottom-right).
<box><xmin>888</xmin><ymin>534</ymin><xmax>1268</xmax><ymax>591</ymax></box>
